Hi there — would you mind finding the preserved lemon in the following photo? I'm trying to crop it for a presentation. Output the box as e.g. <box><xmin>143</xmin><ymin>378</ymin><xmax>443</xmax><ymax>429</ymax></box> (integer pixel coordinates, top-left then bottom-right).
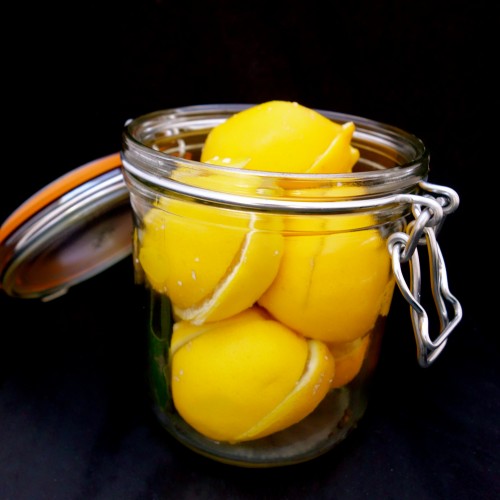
<box><xmin>201</xmin><ymin>100</ymin><xmax>359</xmax><ymax>173</ymax></box>
<box><xmin>170</xmin><ymin>307</ymin><xmax>335</xmax><ymax>442</ymax></box>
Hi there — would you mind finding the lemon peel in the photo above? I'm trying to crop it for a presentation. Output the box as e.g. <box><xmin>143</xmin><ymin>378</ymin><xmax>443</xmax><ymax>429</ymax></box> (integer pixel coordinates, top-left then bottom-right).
<box><xmin>308</xmin><ymin>121</ymin><xmax>359</xmax><ymax>174</ymax></box>
<box><xmin>169</xmin><ymin>307</ymin><xmax>270</xmax><ymax>362</ymax></box>
<box><xmin>234</xmin><ymin>339</ymin><xmax>335</xmax><ymax>442</ymax></box>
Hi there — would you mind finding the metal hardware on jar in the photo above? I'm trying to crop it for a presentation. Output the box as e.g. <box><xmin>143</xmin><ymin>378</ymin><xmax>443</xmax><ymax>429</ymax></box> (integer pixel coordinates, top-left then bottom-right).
<box><xmin>120</xmin><ymin>104</ymin><xmax>464</xmax><ymax>467</ymax></box>
<box><xmin>387</xmin><ymin>181</ymin><xmax>462</xmax><ymax>367</ymax></box>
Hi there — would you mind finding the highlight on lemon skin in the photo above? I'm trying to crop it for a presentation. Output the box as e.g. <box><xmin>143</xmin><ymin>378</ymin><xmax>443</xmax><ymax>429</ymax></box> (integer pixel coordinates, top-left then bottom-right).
<box><xmin>169</xmin><ymin>307</ymin><xmax>335</xmax><ymax>443</ymax></box>
<box><xmin>201</xmin><ymin>100</ymin><xmax>359</xmax><ymax>174</ymax></box>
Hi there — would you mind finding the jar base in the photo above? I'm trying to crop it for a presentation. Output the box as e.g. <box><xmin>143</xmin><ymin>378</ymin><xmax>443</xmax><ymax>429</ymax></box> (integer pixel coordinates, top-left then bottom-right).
<box><xmin>153</xmin><ymin>386</ymin><xmax>367</xmax><ymax>468</ymax></box>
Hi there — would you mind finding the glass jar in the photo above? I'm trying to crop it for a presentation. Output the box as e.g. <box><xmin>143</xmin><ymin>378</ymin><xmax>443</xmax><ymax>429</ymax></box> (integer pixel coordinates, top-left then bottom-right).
<box><xmin>121</xmin><ymin>104</ymin><xmax>461</xmax><ymax>467</ymax></box>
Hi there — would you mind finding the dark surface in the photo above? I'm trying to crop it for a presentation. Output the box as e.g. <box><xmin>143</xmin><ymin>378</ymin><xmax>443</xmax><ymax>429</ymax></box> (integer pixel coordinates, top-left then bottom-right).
<box><xmin>1</xmin><ymin>1</ymin><xmax>497</xmax><ymax>499</ymax></box>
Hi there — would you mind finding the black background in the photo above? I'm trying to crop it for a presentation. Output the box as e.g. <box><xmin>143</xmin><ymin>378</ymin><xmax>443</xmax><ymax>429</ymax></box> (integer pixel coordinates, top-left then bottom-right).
<box><xmin>1</xmin><ymin>1</ymin><xmax>497</xmax><ymax>499</ymax></box>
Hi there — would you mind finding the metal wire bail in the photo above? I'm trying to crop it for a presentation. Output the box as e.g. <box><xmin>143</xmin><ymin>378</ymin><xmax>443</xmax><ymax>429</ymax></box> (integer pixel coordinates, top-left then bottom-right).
<box><xmin>387</xmin><ymin>181</ymin><xmax>463</xmax><ymax>367</ymax></box>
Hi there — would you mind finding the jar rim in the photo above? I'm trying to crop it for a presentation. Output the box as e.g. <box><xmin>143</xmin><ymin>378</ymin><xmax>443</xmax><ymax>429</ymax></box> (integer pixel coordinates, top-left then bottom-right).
<box><xmin>121</xmin><ymin>103</ymin><xmax>429</xmax><ymax>212</ymax></box>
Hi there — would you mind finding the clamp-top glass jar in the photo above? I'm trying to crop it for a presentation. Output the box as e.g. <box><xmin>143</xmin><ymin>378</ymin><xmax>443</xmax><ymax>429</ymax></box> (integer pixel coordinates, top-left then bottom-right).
<box><xmin>121</xmin><ymin>104</ymin><xmax>462</xmax><ymax>467</ymax></box>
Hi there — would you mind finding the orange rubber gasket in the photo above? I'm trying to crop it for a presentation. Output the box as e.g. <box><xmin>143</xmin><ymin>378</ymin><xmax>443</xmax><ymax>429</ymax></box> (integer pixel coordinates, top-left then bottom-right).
<box><xmin>0</xmin><ymin>152</ymin><xmax>122</xmax><ymax>246</ymax></box>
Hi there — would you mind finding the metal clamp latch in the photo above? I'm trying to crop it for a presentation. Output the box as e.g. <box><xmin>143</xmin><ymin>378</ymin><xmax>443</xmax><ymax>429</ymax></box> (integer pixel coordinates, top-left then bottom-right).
<box><xmin>387</xmin><ymin>181</ymin><xmax>463</xmax><ymax>367</ymax></box>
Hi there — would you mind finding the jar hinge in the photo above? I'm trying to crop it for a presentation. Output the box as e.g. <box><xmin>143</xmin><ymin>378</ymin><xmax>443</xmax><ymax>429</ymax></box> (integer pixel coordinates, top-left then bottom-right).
<box><xmin>387</xmin><ymin>181</ymin><xmax>463</xmax><ymax>367</ymax></box>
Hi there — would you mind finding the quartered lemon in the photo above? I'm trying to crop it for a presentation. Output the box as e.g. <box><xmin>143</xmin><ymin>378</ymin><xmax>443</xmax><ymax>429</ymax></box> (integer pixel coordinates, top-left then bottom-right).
<box><xmin>138</xmin><ymin>173</ymin><xmax>284</xmax><ymax>325</ymax></box>
<box><xmin>201</xmin><ymin>100</ymin><xmax>359</xmax><ymax>173</ymax></box>
<box><xmin>170</xmin><ymin>307</ymin><xmax>335</xmax><ymax>442</ymax></box>
<box><xmin>258</xmin><ymin>213</ymin><xmax>392</xmax><ymax>343</ymax></box>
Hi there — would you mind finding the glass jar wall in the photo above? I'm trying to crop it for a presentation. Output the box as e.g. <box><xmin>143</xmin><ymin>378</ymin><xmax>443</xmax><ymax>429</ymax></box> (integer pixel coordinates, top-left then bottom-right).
<box><xmin>121</xmin><ymin>104</ymin><xmax>429</xmax><ymax>467</ymax></box>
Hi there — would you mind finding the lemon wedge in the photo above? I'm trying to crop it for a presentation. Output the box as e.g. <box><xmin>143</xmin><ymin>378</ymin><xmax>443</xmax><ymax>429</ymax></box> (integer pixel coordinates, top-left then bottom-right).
<box><xmin>258</xmin><ymin>213</ymin><xmax>392</xmax><ymax>343</ymax></box>
<box><xmin>139</xmin><ymin>195</ymin><xmax>283</xmax><ymax>324</ymax></box>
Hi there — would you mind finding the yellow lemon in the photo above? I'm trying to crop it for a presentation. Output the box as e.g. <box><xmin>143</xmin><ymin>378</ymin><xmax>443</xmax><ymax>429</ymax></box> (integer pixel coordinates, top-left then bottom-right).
<box><xmin>170</xmin><ymin>307</ymin><xmax>335</xmax><ymax>443</ymax></box>
<box><xmin>258</xmin><ymin>213</ymin><xmax>392</xmax><ymax>343</ymax></box>
<box><xmin>327</xmin><ymin>334</ymin><xmax>371</xmax><ymax>389</ymax></box>
<box><xmin>139</xmin><ymin>192</ymin><xmax>283</xmax><ymax>324</ymax></box>
<box><xmin>201</xmin><ymin>100</ymin><xmax>359</xmax><ymax>173</ymax></box>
